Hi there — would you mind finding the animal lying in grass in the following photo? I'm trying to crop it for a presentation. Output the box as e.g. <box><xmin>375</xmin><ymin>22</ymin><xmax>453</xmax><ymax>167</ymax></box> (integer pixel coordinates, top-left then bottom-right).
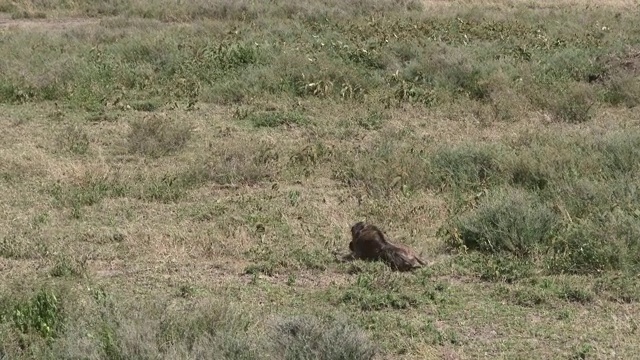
<box><xmin>343</xmin><ymin>221</ymin><xmax>426</xmax><ymax>272</ymax></box>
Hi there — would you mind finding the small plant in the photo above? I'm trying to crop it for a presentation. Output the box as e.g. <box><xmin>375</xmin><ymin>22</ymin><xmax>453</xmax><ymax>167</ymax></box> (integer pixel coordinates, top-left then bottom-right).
<box><xmin>50</xmin><ymin>254</ymin><xmax>86</xmax><ymax>278</ymax></box>
<box><xmin>289</xmin><ymin>142</ymin><xmax>334</xmax><ymax>177</ymax></box>
<box><xmin>178</xmin><ymin>284</ymin><xmax>197</xmax><ymax>298</ymax></box>
<box><xmin>444</xmin><ymin>64</ymin><xmax>490</xmax><ymax>101</ymax></box>
<box><xmin>571</xmin><ymin>343</ymin><xmax>594</xmax><ymax>360</ymax></box>
<box><xmin>287</xmin><ymin>190</ymin><xmax>300</xmax><ymax>206</ymax></box>
<box><xmin>130</xmin><ymin>99</ymin><xmax>162</xmax><ymax>112</ymax></box>
<box><xmin>510</xmin><ymin>160</ymin><xmax>549</xmax><ymax>191</ymax></box>
<box><xmin>355</xmin><ymin>110</ymin><xmax>387</xmax><ymax>130</ymax></box>
<box><xmin>58</xmin><ymin>124</ymin><xmax>90</xmax><ymax>155</ymax></box>
<box><xmin>140</xmin><ymin>175</ymin><xmax>192</xmax><ymax>203</ymax></box>
<box><xmin>286</xmin><ymin>274</ymin><xmax>296</xmax><ymax>286</ymax></box>
<box><xmin>602</xmin><ymin>73</ymin><xmax>640</xmax><ymax>108</ymax></box>
<box><xmin>204</xmin><ymin>146</ymin><xmax>275</xmax><ymax>186</ymax></box>
<box><xmin>12</xmin><ymin>288</ymin><xmax>64</xmax><ymax>341</ymax></box>
<box><xmin>206</xmin><ymin>42</ymin><xmax>261</xmax><ymax>71</ymax></box>
<box><xmin>598</xmin><ymin>132</ymin><xmax>640</xmax><ymax>175</ymax></box>
<box><xmin>393</xmin><ymin>80</ymin><xmax>438</xmax><ymax>106</ymax></box>
<box><xmin>157</xmin><ymin>302</ymin><xmax>257</xmax><ymax>358</ymax></box>
<box><xmin>290</xmin><ymin>248</ymin><xmax>331</xmax><ymax>271</ymax></box>
<box><xmin>478</xmin><ymin>255</ymin><xmax>535</xmax><ymax>283</ymax></box>
<box><xmin>128</xmin><ymin>114</ymin><xmax>192</xmax><ymax>158</ymax></box>
<box><xmin>10</xmin><ymin>10</ymin><xmax>46</xmax><ymax>19</ymax></box>
<box><xmin>549</xmin><ymin>217</ymin><xmax>637</xmax><ymax>275</ymax></box>
<box><xmin>545</xmin><ymin>84</ymin><xmax>596</xmax><ymax>124</ymax></box>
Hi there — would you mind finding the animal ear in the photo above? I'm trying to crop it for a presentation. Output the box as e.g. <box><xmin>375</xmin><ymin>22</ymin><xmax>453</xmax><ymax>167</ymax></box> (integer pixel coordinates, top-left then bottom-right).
<box><xmin>351</xmin><ymin>221</ymin><xmax>365</xmax><ymax>233</ymax></box>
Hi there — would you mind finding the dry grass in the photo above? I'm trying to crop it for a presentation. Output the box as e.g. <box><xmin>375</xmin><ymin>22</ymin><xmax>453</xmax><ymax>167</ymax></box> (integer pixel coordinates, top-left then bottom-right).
<box><xmin>1</xmin><ymin>0</ymin><xmax>640</xmax><ymax>359</ymax></box>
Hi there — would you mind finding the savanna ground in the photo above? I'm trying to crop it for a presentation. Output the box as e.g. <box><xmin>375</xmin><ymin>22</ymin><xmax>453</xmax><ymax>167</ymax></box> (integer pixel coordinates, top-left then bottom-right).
<box><xmin>1</xmin><ymin>0</ymin><xmax>640</xmax><ymax>358</ymax></box>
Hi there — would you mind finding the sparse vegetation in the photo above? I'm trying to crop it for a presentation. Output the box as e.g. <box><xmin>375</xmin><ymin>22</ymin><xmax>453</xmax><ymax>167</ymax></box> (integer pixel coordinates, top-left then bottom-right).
<box><xmin>1</xmin><ymin>0</ymin><xmax>640</xmax><ymax>358</ymax></box>
<box><xmin>128</xmin><ymin>114</ymin><xmax>192</xmax><ymax>158</ymax></box>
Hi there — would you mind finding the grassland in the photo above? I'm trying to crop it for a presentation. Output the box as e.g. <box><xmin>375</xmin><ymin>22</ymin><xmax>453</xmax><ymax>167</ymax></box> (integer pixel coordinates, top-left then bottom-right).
<box><xmin>1</xmin><ymin>0</ymin><xmax>640</xmax><ymax>358</ymax></box>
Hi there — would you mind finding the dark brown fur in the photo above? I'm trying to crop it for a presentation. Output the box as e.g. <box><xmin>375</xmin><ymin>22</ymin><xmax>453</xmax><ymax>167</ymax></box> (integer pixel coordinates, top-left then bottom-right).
<box><xmin>348</xmin><ymin>221</ymin><xmax>426</xmax><ymax>272</ymax></box>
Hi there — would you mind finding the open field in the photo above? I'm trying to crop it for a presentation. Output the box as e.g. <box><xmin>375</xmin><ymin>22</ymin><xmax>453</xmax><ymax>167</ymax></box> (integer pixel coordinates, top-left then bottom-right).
<box><xmin>1</xmin><ymin>0</ymin><xmax>640</xmax><ymax>358</ymax></box>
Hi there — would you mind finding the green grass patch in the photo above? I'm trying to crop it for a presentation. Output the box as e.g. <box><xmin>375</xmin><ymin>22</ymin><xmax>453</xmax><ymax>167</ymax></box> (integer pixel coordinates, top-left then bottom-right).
<box><xmin>445</xmin><ymin>187</ymin><xmax>560</xmax><ymax>257</ymax></box>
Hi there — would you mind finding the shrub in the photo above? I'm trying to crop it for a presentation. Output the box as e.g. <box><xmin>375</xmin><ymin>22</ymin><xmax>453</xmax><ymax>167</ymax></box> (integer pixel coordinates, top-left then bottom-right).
<box><xmin>157</xmin><ymin>303</ymin><xmax>257</xmax><ymax>358</ymax></box>
<box><xmin>596</xmin><ymin>132</ymin><xmax>640</xmax><ymax>175</ymax></box>
<box><xmin>50</xmin><ymin>254</ymin><xmax>87</xmax><ymax>278</ymax></box>
<box><xmin>446</xmin><ymin>188</ymin><xmax>560</xmax><ymax>257</ymax></box>
<box><xmin>509</xmin><ymin>159</ymin><xmax>549</xmax><ymax>191</ymax></box>
<box><xmin>602</xmin><ymin>73</ymin><xmax>640</xmax><ymax>108</ymax></box>
<box><xmin>557</xmin><ymin>284</ymin><xmax>594</xmax><ymax>304</ymax></box>
<box><xmin>48</xmin><ymin>177</ymin><xmax>129</xmax><ymax>218</ymax></box>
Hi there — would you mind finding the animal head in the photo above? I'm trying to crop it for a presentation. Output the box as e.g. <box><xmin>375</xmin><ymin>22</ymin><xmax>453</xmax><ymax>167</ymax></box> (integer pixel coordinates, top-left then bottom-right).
<box><xmin>350</xmin><ymin>221</ymin><xmax>367</xmax><ymax>239</ymax></box>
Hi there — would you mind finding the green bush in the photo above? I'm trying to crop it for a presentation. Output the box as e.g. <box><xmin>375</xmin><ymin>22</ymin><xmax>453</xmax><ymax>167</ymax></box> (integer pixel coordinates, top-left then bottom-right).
<box><xmin>12</xmin><ymin>289</ymin><xmax>64</xmax><ymax>341</ymax></box>
<box><xmin>446</xmin><ymin>188</ymin><xmax>559</xmax><ymax>257</ymax></box>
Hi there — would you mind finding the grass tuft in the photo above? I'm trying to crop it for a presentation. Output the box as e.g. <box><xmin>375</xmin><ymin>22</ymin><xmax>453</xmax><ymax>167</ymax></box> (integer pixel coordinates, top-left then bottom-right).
<box><xmin>58</xmin><ymin>124</ymin><xmax>90</xmax><ymax>155</ymax></box>
<box><xmin>128</xmin><ymin>114</ymin><xmax>192</xmax><ymax>158</ymax></box>
<box><xmin>10</xmin><ymin>288</ymin><xmax>64</xmax><ymax>342</ymax></box>
<box><xmin>445</xmin><ymin>188</ymin><xmax>560</xmax><ymax>257</ymax></box>
<box><xmin>271</xmin><ymin>315</ymin><xmax>377</xmax><ymax>360</ymax></box>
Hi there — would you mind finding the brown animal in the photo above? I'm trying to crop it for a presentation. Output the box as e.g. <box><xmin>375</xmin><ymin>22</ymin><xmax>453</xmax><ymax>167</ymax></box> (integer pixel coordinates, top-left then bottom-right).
<box><xmin>348</xmin><ymin>221</ymin><xmax>426</xmax><ymax>272</ymax></box>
